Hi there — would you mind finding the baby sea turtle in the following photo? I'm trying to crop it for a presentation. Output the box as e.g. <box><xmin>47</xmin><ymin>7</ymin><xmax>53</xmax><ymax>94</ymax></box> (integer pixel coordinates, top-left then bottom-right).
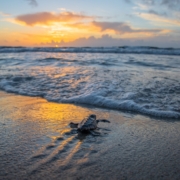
<box><xmin>69</xmin><ymin>114</ymin><xmax>110</xmax><ymax>135</ymax></box>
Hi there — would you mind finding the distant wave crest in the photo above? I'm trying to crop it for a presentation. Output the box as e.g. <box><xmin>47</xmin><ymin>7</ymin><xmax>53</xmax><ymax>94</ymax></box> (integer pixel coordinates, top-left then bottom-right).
<box><xmin>0</xmin><ymin>46</ymin><xmax>180</xmax><ymax>55</ymax></box>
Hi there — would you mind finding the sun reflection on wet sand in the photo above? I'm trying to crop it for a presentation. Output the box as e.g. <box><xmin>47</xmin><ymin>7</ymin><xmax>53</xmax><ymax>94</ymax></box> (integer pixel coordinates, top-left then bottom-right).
<box><xmin>28</xmin><ymin>136</ymin><xmax>76</xmax><ymax>174</ymax></box>
<box><xmin>61</xmin><ymin>141</ymin><xmax>83</xmax><ymax>165</ymax></box>
<box><xmin>0</xmin><ymin>91</ymin><xmax>107</xmax><ymax>177</ymax></box>
<box><xmin>1</xmin><ymin>91</ymin><xmax>180</xmax><ymax>180</ymax></box>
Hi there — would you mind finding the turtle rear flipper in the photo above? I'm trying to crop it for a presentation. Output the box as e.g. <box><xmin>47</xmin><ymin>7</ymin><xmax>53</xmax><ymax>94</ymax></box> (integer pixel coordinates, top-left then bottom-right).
<box><xmin>89</xmin><ymin>130</ymin><xmax>101</xmax><ymax>136</ymax></box>
<box><xmin>69</xmin><ymin>122</ymin><xmax>78</xmax><ymax>128</ymax></box>
<box><xmin>97</xmin><ymin>119</ymin><xmax>110</xmax><ymax>123</ymax></box>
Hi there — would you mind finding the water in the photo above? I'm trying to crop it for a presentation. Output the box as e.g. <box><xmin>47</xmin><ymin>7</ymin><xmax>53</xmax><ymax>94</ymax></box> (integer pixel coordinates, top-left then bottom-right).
<box><xmin>0</xmin><ymin>46</ymin><xmax>180</xmax><ymax>55</ymax></box>
<box><xmin>0</xmin><ymin>46</ymin><xmax>180</xmax><ymax>119</ymax></box>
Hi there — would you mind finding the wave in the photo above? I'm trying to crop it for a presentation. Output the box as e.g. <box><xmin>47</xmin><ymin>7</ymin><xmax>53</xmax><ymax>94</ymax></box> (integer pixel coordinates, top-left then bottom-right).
<box><xmin>1</xmin><ymin>46</ymin><xmax>180</xmax><ymax>55</ymax></box>
<box><xmin>0</xmin><ymin>50</ymin><xmax>180</xmax><ymax>120</ymax></box>
<box><xmin>0</xmin><ymin>73</ymin><xmax>180</xmax><ymax>120</ymax></box>
<box><xmin>60</xmin><ymin>94</ymin><xmax>180</xmax><ymax>119</ymax></box>
<box><xmin>0</xmin><ymin>82</ymin><xmax>180</xmax><ymax>119</ymax></box>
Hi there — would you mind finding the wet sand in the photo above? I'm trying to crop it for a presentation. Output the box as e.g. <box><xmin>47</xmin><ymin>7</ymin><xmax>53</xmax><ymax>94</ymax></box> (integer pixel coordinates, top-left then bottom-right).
<box><xmin>0</xmin><ymin>91</ymin><xmax>180</xmax><ymax>180</ymax></box>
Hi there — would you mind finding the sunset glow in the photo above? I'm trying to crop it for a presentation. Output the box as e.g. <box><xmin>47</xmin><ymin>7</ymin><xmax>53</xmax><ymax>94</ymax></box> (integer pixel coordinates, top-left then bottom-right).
<box><xmin>0</xmin><ymin>0</ymin><xmax>180</xmax><ymax>47</ymax></box>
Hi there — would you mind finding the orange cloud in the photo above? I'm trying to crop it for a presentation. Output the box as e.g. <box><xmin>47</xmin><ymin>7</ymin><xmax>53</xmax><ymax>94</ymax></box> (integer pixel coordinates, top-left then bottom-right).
<box><xmin>2</xmin><ymin>11</ymin><xmax>172</xmax><ymax>46</ymax></box>
<box><xmin>14</xmin><ymin>11</ymin><xmax>94</xmax><ymax>26</ymax></box>
<box><xmin>92</xmin><ymin>21</ymin><xmax>163</xmax><ymax>34</ymax></box>
<box><xmin>63</xmin><ymin>21</ymin><xmax>165</xmax><ymax>36</ymax></box>
<box><xmin>10</xmin><ymin>11</ymin><xmax>168</xmax><ymax>38</ymax></box>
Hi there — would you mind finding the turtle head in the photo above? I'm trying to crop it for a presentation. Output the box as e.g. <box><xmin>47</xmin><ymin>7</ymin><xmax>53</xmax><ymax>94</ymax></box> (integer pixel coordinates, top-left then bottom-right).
<box><xmin>89</xmin><ymin>114</ymin><xmax>96</xmax><ymax>119</ymax></box>
<box><xmin>69</xmin><ymin>122</ymin><xmax>78</xmax><ymax>128</ymax></box>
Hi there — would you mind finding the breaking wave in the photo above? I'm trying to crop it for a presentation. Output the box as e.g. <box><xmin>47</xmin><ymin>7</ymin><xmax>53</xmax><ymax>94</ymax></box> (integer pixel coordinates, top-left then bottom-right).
<box><xmin>0</xmin><ymin>50</ymin><xmax>180</xmax><ymax>119</ymax></box>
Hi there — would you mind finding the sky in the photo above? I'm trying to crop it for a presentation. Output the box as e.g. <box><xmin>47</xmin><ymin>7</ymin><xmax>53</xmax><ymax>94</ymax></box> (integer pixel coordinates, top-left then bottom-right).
<box><xmin>0</xmin><ymin>0</ymin><xmax>180</xmax><ymax>47</ymax></box>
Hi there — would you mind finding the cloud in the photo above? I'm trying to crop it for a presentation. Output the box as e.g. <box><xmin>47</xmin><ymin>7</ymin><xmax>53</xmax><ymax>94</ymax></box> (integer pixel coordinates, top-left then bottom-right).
<box><xmin>92</xmin><ymin>21</ymin><xmax>163</xmax><ymax>34</ymax></box>
<box><xmin>148</xmin><ymin>10</ymin><xmax>167</xmax><ymax>16</ymax></box>
<box><xmin>133</xmin><ymin>3</ymin><xmax>149</xmax><ymax>10</ymax></box>
<box><xmin>41</xmin><ymin>34</ymin><xmax>128</xmax><ymax>47</ymax></box>
<box><xmin>41</xmin><ymin>34</ymin><xmax>180</xmax><ymax>48</ymax></box>
<box><xmin>14</xmin><ymin>11</ymin><xmax>94</xmax><ymax>26</ymax></box>
<box><xmin>141</xmin><ymin>0</ymin><xmax>155</xmax><ymax>5</ymax></box>
<box><xmin>125</xmin><ymin>0</ymin><xmax>180</xmax><ymax>10</ymax></box>
<box><xmin>13</xmin><ymin>11</ymin><xmax>163</xmax><ymax>36</ymax></box>
<box><xmin>124</xmin><ymin>0</ymin><xmax>132</xmax><ymax>3</ymax></box>
<box><xmin>3</xmin><ymin>39</ymin><xmax>8</xmax><ymax>43</ymax></box>
<box><xmin>137</xmin><ymin>12</ymin><xmax>180</xmax><ymax>26</ymax></box>
<box><xmin>0</xmin><ymin>11</ymin><xmax>11</xmax><ymax>17</ymax></box>
<box><xmin>26</xmin><ymin>0</ymin><xmax>38</xmax><ymax>7</ymax></box>
<box><xmin>161</xmin><ymin>0</ymin><xmax>180</xmax><ymax>10</ymax></box>
<box><xmin>130</xmin><ymin>0</ymin><xmax>180</xmax><ymax>25</ymax></box>
<box><xmin>62</xmin><ymin>20</ymin><xmax>165</xmax><ymax>37</ymax></box>
<box><xmin>140</xmin><ymin>0</ymin><xmax>180</xmax><ymax>10</ymax></box>
<box><xmin>8</xmin><ymin>11</ymin><xmax>170</xmax><ymax>40</ymax></box>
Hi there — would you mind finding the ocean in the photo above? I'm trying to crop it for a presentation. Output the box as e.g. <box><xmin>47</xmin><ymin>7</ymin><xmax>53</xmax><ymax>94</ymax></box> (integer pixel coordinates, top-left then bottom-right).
<box><xmin>0</xmin><ymin>46</ymin><xmax>180</xmax><ymax>119</ymax></box>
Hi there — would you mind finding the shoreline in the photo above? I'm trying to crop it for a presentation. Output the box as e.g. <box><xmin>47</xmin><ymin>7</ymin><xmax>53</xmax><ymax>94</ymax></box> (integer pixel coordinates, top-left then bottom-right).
<box><xmin>0</xmin><ymin>90</ymin><xmax>180</xmax><ymax>180</ymax></box>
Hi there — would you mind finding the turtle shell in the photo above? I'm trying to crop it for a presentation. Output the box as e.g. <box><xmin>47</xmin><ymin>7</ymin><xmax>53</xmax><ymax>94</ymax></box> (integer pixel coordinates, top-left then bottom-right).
<box><xmin>78</xmin><ymin>114</ymin><xmax>97</xmax><ymax>131</ymax></box>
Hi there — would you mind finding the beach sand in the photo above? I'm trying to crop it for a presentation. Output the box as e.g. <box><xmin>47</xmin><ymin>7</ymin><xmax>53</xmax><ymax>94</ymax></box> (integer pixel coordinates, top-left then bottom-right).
<box><xmin>0</xmin><ymin>91</ymin><xmax>180</xmax><ymax>180</ymax></box>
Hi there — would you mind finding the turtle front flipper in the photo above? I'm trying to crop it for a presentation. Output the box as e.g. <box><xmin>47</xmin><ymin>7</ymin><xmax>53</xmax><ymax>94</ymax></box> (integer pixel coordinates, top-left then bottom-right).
<box><xmin>97</xmin><ymin>119</ymin><xmax>110</xmax><ymax>123</ymax></box>
<box><xmin>69</xmin><ymin>122</ymin><xmax>78</xmax><ymax>128</ymax></box>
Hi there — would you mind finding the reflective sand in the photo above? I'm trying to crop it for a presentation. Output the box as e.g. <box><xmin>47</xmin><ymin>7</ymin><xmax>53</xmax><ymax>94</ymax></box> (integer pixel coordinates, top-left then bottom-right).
<box><xmin>0</xmin><ymin>91</ymin><xmax>180</xmax><ymax>180</ymax></box>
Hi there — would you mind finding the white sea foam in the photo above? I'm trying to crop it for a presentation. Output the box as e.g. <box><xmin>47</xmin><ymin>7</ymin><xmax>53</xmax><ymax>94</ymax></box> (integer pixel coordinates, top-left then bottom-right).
<box><xmin>0</xmin><ymin>50</ymin><xmax>180</xmax><ymax>119</ymax></box>
<box><xmin>61</xmin><ymin>95</ymin><xmax>180</xmax><ymax>119</ymax></box>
